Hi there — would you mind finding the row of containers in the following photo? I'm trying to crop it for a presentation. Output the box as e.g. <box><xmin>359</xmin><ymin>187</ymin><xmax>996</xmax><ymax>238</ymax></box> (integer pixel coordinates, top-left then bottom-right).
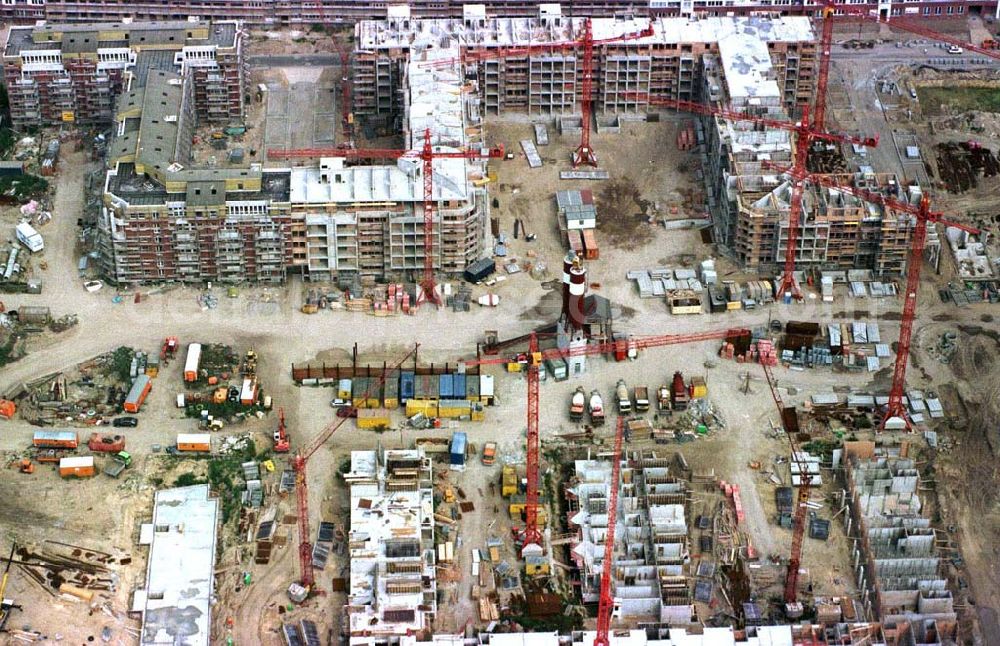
<box><xmin>295</xmin><ymin>367</ymin><xmax>496</xmax><ymax>409</ymax></box>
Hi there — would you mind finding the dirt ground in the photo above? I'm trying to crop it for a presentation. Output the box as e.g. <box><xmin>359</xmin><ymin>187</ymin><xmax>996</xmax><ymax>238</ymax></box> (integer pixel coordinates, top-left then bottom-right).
<box><xmin>2</xmin><ymin>29</ymin><xmax>1000</xmax><ymax>643</ymax></box>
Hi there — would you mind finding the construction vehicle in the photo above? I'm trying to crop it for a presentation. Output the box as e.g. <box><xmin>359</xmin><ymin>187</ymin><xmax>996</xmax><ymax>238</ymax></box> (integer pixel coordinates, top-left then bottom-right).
<box><xmin>88</xmin><ymin>433</ymin><xmax>125</xmax><ymax>453</ymax></box>
<box><xmin>241</xmin><ymin>348</ymin><xmax>258</xmax><ymax>379</ymax></box>
<box><xmin>17</xmin><ymin>459</ymin><xmax>33</xmax><ymax>474</ymax></box>
<box><xmin>588</xmin><ymin>390</ymin><xmax>605</xmax><ymax>426</ymax></box>
<box><xmin>0</xmin><ymin>400</ymin><xmax>15</xmax><ymax>420</ymax></box>
<box><xmin>273</xmin><ymin>408</ymin><xmax>290</xmax><ymax>453</ymax></box>
<box><xmin>569</xmin><ymin>386</ymin><xmax>586</xmax><ymax>421</ymax></box>
<box><xmin>634</xmin><ymin>386</ymin><xmax>650</xmax><ymax>413</ymax></box>
<box><xmin>671</xmin><ymin>372</ymin><xmax>690</xmax><ymax>411</ymax></box>
<box><xmin>657</xmin><ymin>385</ymin><xmax>671</xmax><ymax>412</ymax></box>
<box><xmin>615</xmin><ymin>379</ymin><xmax>631</xmax><ymax>414</ymax></box>
<box><xmin>103</xmin><ymin>452</ymin><xmax>131</xmax><ymax>478</ymax></box>
<box><xmin>160</xmin><ymin>337</ymin><xmax>179</xmax><ymax>362</ymax></box>
<box><xmin>481</xmin><ymin>442</ymin><xmax>497</xmax><ymax>466</ymax></box>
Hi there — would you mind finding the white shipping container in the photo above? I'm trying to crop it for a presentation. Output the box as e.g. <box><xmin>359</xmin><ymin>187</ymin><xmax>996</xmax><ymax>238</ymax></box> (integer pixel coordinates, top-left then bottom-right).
<box><xmin>184</xmin><ymin>343</ymin><xmax>202</xmax><ymax>381</ymax></box>
<box><xmin>15</xmin><ymin>222</ymin><xmax>44</xmax><ymax>253</ymax></box>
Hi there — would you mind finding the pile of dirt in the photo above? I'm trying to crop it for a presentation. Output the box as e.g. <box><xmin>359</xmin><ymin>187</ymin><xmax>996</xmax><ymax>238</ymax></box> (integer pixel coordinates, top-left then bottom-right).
<box><xmin>951</xmin><ymin>331</ymin><xmax>1000</xmax><ymax>455</ymax></box>
<box><xmin>595</xmin><ymin>178</ymin><xmax>654</xmax><ymax>248</ymax></box>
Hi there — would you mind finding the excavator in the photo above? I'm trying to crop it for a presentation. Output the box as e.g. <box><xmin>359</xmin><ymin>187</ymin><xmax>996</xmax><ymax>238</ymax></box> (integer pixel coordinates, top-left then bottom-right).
<box><xmin>273</xmin><ymin>408</ymin><xmax>290</xmax><ymax>453</ymax></box>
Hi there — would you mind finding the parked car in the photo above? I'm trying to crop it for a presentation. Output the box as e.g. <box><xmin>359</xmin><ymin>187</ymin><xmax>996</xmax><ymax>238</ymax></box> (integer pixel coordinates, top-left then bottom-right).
<box><xmin>948</xmin><ymin>45</ymin><xmax>964</xmax><ymax>54</ymax></box>
<box><xmin>112</xmin><ymin>416</ymin><xmax>138</xmax><ymax>428</ymax></box>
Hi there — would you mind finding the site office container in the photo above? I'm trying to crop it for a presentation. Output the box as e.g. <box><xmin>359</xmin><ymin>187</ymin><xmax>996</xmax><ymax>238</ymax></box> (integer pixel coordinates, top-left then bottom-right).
<box><xmin>337</xmin><ymin>379</ymin><xmax>352</xmax><ymax>400</ymax></box>
<box><xmin>33</xmin><ymin>430</ymin><xmax>78</xmax><ymax>449</ymax></box>
<box><xmin>449</xmin><ymin>432</ymin><xmax>467</xmax><ymax>465</ymax></box>
<box><xmin>479</xmin><ymin>375</ymin><xmax>495</xmax><ymax>406</ymax></box>
<box><xmin>438</xmin><ymin>399</ymin><xmax>472</xmax><ymax>420</ymax></box>
<box><xmin>383</xmin><ymin>371</ymin><xmax>400</xmax><ymax>408</ymax></box>
<box><xmin>59</xmin><ymin>455</ymin><xmax>95</xmax><ymax>478</ymax></box>
<box><xmin>400</xmin><ymin>372</ymin><xmax>415</xmax><ymax>402</ymax></box>
<box><xmin>240</xmin><ymin>378</ymin><xmax>257</xmax><ymax>406</ymax></box>
<box><xmin>123</xmin><ymin>374</ymin><xmax>152</xmax><ymax>413</ymax></box>
<box><xmin>357</xmin><ymin>408</ymin><xmax>391</xmax><ymax>429</ymax></box>
<box><xmin>452</xmin><ymin>374</ymin><xmax>466</xmax><ymax>400</ymax></box>
<box><xmin>465</xmin><ymin>375</ymin><xmax>480</xmax><ymax>402</ymax></box>
<box><xmin>439</xmin><ymin>374</ymin><xmax>456</xmax><ymax>399</ymax></box>
<box><xmin>177</xmin><ymin>433</ymin><xmax>212</xmax><ymax>452</ymax></box>
<box><xmin>414</xmin><ymin>374</ymin><xmax>439</xmax><ymax>401</ymax></box>
<box><xmin>184</xmin><ymin>343</ymin><xmax>202</xmax><ymax>382</ymax></box>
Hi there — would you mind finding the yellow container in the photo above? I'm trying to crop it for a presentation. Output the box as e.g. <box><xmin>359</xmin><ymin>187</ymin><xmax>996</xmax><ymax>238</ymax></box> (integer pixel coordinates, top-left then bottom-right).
<box><xmin>506</xmin><ymin>362</ymin><xmax>522</xmax><ymax>373</ymax></box>
<box><xmin>357</xmin><ymin>408</ymin><xmax>391</xmax><ymax>429</ymax></box>
<box><xmin>691</xmin><ymin>376</ymin><xmax>707</xmax><ymax>399</ymax></box>
<box><xmin>501</xmin><ymin>465</ymin><xmax>518</xmax><ymax>498</ymax></box>
<box><xmin>406</xmin><ymin>399</ymin><xmax>438</xmax><ymax>418</ymax></box>
<box><xmin>471</xmin><ymin>405</ymin><xmax>485</xmax><ymax>422</ymax></box>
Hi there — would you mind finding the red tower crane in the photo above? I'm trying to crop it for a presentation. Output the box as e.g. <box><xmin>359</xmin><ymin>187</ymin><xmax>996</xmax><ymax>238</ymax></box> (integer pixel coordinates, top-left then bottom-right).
<box><xmin>314</xmin><ymin>1</ymin><xmax>354</xmax><ymax>148</ymax></box>
<box><xmin>763</xmin><ymin>165</ymin><xmax>980</xmax><ymax>429</ymax></box>
<box><xmin>423</xmin><ymin>18</ymin><xmax>653</xmax><ymax>167</ymax></box>
<box><xmin>639</xmin><ymin>95</ymin><xmax>878</xmax><ymax>300</ymax></box>
<box><xmin>463</xmin><ymin>327</ymin><xmax>751</xmax><ymax>553</ymax></box>
<box><xmin>593</xmin><ymin>415</ymin><xmax>624</xmax><ymax>646</ymax></box>
<box><xmin>759</xmin><ymin>358</ymin><xmax>811</xmax><ymax>605</ymax></box>
<box><xmin>293</xmin><ymin>345</ymin><xmax>419</xmax><ymax>591</ymax></box>
<box><xmin>268</xmin><ymin>132</ymin><xmax>504</xmax><ymax>307</ymax></box>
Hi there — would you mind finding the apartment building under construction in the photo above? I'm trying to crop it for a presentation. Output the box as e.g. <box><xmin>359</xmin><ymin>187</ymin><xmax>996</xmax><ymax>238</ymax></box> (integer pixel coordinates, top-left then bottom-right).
<box><xmin>2</xmin><ymin>19</ymin><xmax>245</xmax><ymax>128</ymax></box>
<box><xmin>696</xmin><ymin>23</ymin><xmax>916</xmax><ymax>278</ymax></box>
<box><xmin>567</xmin><ymin>455</ymin><xmax>693</xmax><ymax>625</ymax></box>
<box><xmin>843</xmin><ymin>443</ymin><xmax>958</xmax><ymax>643</ymax></box>
<box><xmin>354</xmin><ymin>5</ymin><xmax>817</xmax><ymax>118</ymax></box>
<box><xmin>344</xmin><ymin>449</ymin><xmax>438</xmax><ymax>640</ymax></box>
<box><xmin>4</xmin><ymin>0</ymin><xmax>997</xmax><ymax>28</ymax></box>
<box><xmin>97</xmin><ymin>39</ymin><xmax>491</xmax><ymax>285</ymax></box>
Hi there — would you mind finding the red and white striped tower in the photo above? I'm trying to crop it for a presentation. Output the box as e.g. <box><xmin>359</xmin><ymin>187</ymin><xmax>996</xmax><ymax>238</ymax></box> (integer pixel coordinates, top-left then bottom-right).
<box><xmin>567</xmin><ymin>258</ymin><xmax>588</xmax><ymax>331</ymax></box>
<box><xmin>561</xmin><ymin>250</ymin><xmax>576</xmax><ymax>321</ymax></box>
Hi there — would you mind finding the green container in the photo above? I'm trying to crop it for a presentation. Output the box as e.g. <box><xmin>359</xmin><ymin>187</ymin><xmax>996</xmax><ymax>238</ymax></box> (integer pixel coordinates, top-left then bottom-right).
<box><xmin>696</xmin><ymin>424</ymin><xmax>708</xmax><ymax>435</ymax></box>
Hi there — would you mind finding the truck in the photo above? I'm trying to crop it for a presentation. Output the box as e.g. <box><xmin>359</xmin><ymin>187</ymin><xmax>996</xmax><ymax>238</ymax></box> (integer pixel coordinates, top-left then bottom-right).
<box><xmin>569</xmin><ymin>386</ymin><xmax>586</xmax><ymax>421</ymax></box>
<box><xmin>103</xmin><ymin>451</ymin><xmax>132</xmax><ymax>478</ymax></box>
<box><xmin>671</xmin><ymin>372</ymin><xmax>690</xmax><ymax>411</ymax></box>
<box><xmin>15</xmin><ymin>222</ymin><xmax>43</xmax><ymax>253</ymax></box>
<box><xmin>184</xmin><ymin>343</ymin><xmax>202</xmax><ymax>382</ymax></box>
<box><xmin>87</xmin><ymin>433</ymin><xmax>125</xmax><ymax>453</ymax></box>
<box><xmin>615</xmin><ymin>379</ymin><xmax>631</xmax><ymax>414</ymax></box>
<box><xmin>657</xmin><ymin>385</ymin><xmax>671</xmax><ymax>412</ymax></box>
<box><xmin>588</xmin><ymin>390</ymin><xmax>605</xmax><ymax>426</ymax></box>
<box><xmin>482</xmin><ymin>441</ymin><xmax>497</xmax><ymax>466</ymax></box>
<box><xmin>634</xmin><ymin>386</ymin><xmax>650</xmax><ymax>413</ymax></box>
<box><xmin>33</xmin><ymin>430</ymin><xmax>78</xmax><ymax>450</ymax></box>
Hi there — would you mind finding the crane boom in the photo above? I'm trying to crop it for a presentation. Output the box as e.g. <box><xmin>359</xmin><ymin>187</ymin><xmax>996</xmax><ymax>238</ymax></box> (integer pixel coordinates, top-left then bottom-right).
<box><xmin>760</xmin><ymin>360</ymin><xmax>810</xmax><ymax>604</ymax></box>
<box><xmin>593</xmin><ymin>415</ymin><xmax>625</xmax><ymax>646</ymax></box>
<box><xmin>295</xmin><ymin>345</ymin><xmax>419</xmax><ymax>589</ymax></box>
<box><xmin>522</xmin><ymin>332</ymin><xmax>543</xmax><ymax>549</ymax></box>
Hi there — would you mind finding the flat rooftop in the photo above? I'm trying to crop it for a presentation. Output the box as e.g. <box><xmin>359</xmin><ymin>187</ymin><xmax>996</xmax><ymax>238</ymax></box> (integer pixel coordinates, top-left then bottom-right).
<box><xmin>4</xmin><ymin>19</ymin><xmax>239</xmax><ymax>57</ymax></box>
<box><xmin>718</xmin><ymin>33</ymin><xmax>781</xmax><ymax>103</ymax></box>
<box><xmin>357</xmin><ymin>13</ymin><xmax>813</xmax><ymax>51</ymax></box>
<box><xmin>135</xmin><ymin>485</ymin><xmax>218</xmax><ymax>646</ymax></box>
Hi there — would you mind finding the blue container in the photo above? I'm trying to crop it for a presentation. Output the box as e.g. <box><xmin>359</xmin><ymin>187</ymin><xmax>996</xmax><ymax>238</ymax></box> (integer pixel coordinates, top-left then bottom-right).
<box><xmin>450</xmin><ymin>431</ymin><xmax>467</xmax><ymax>465</ymax></box>
<box><xmin>400</xmin><ymin>371</ymin><xmax>415</xmax><ymax>402</ymax></box>
<box><xmin>453</xmin><ymin>374</ymin><xmax>467</xmax><ymax>399</ymax></box>
<box><xmin>439</xmin><ymin>373</ymin><xmax>454</xmax><ymax>399</ymax></box>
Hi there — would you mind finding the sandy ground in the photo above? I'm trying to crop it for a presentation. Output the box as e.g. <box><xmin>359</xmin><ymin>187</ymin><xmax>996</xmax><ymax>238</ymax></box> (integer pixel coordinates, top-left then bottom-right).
<box><xmin>1</xmin><ymin>52</ymin><xmax>999</xmax><ymax>642</ymax></box>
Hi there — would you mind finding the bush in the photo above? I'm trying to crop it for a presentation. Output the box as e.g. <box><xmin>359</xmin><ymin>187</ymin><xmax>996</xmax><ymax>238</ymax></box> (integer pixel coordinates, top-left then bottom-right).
<box><xmin>174</xmin><ymin>473</ymin><xmax>206</xmax><ymax>487</ymax></box>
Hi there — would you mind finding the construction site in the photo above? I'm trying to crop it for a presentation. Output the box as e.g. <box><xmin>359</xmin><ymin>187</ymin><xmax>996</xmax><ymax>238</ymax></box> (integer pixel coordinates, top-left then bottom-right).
<box><xmin>0</xmin><ymin>3</ymin><xmax>1000</xmax><ymax>646</ymax></box>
